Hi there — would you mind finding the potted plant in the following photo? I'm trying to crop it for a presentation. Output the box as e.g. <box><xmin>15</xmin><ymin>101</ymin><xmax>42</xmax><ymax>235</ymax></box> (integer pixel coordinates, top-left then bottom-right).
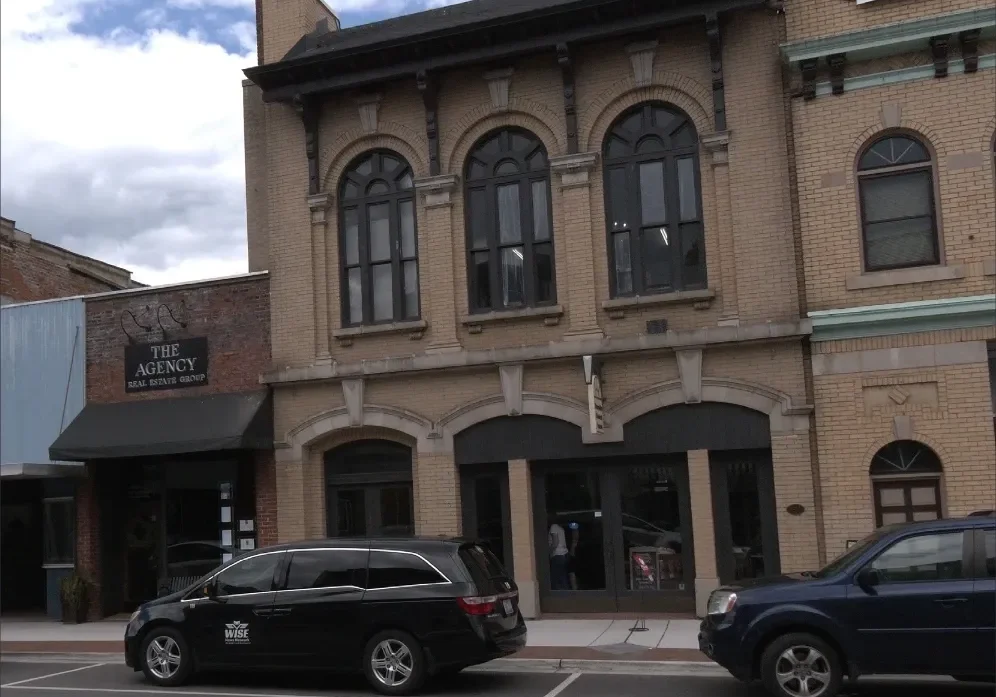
<box><xmin>59</xmin><ymin>572</ymin><xmax>89</xmax><ymax>624</ymax></box>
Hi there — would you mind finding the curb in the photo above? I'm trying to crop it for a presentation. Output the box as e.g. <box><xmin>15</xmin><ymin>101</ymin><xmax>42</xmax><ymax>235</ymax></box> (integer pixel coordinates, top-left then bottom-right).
<box><xmin>0</xmin><ymin>653</ymin><xmax>727</xmax><ymax>677</ymax></box>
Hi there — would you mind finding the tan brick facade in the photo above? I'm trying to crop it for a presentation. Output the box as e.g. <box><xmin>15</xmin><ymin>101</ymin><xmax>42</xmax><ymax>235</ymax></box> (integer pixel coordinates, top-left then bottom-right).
<box><xmin>787</xmin><ymin>0</ymin><xmax>996</xmax><ymax>561</ymax></box>
<box><xmin>246</xmin><ymin>0</ymin><xmax>996</xmax><ymax>616</ymax></box>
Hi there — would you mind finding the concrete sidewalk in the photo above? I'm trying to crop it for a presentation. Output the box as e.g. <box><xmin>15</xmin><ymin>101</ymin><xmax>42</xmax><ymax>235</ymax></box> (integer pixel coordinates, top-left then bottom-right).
<box><xmin>0</xmin><ymin>617</ymin><xmax>706</xmax><ymax>663</ymax></box>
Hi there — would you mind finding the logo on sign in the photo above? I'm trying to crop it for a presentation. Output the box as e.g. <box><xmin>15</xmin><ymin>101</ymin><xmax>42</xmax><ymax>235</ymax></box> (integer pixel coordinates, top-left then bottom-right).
<box><xmin>224</xmin><ymin>620</ymin><xmax>250</xmax><ymax>645</ymax></box>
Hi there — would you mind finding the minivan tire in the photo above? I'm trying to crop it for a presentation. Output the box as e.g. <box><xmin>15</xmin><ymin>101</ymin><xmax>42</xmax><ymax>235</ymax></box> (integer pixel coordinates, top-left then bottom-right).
<box><xmin>760</xmin><ymin>632</ymin><xmax>842</xmax><ymax>697</ymax></box>
<box><xmin>139</xmin><ymin>627</ymin><xmax>193</xmax><ymax>687</ymax></box>
<box><xmin>363</xmin><ymin>629</ymin><xmax>427</xmax><ymax>696</ymax></box>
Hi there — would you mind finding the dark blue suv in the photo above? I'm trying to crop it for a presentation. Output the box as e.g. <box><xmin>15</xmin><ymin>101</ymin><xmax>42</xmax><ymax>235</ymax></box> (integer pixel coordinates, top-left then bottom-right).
<box><xmin>699</xmin><ymin>515</ymin><xmax>995</xmax><ymax>697</ymax></box>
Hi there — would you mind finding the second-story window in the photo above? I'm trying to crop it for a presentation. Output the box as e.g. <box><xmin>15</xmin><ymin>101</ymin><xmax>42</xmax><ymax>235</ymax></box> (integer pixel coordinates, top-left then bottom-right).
<box><xmin>604</xmin><ymin>102</ymin><xmax>705</xmax><ymax>298</ymax></box>
<box><xmin>339</xmin><ymin>151</ymin><xmax>419</xmax><ymax>326</ymax></box>
<box><xmin>465</xmin><ymin>128</ymin><xmax>555</xmax><ymax>313</ymax></box>
<box><xmin>857</xmin><ymin>134</ymin><xmax>940</xmax><ymax>272</ymax></box>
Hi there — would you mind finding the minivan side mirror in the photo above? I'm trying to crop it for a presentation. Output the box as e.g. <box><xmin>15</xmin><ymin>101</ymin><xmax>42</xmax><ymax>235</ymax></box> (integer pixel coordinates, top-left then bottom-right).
<box><xmin>856</xmin><ymin>567</ymin><xmax>881</xmax><ymax>590</ymax></box>
<box><xmin>203</xmin><ymin>581</ymin><xmax>226</xmax><ymax>603</ymax></box>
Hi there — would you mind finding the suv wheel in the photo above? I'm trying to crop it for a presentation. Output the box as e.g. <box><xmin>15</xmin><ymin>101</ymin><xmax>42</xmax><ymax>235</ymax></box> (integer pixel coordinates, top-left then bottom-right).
<box><xmin>363</xmin><ymin>629</ymin><xmax>426</xmax><ymax>696</ymax></box>
<box><xmin>760</xmin><ymin>632</ymin><xmax>842</xmax><ymax>697</ymax></box>
<box><xmin>140</xmin><ymin>627</ymin><xmax>192</xmax><ymax>687</ymax></box>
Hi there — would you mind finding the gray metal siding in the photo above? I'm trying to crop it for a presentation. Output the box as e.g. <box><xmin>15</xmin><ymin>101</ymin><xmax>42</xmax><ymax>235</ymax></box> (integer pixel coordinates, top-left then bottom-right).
<box><xmin>1</xmin><ymin>299</ymin><xmax>86</xmax><ymax>466</ymax></box>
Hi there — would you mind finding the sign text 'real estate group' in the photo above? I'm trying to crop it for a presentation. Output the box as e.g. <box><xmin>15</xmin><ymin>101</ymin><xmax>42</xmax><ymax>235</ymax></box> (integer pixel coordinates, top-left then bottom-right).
<box><xmin>125</xmin><ymin>337</ymin><xmax>209</xmax><ymax>393</ymax></box>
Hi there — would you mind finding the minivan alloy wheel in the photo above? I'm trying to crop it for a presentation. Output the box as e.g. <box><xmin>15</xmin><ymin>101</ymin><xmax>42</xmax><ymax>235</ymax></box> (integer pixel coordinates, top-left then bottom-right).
<box><xmin>774</xmin><ymin>645</ymin><xmax>832</xmax><ymax>697</ymax></box>
<box><xmin>145</xmin><ymin>636</ymin><xmax>182</xmax><ymax>681</ymax></box>
<box><xmin>371</xmin><ymin>639</ymin><xmax>414</xmax><ymax>687</ymax></box>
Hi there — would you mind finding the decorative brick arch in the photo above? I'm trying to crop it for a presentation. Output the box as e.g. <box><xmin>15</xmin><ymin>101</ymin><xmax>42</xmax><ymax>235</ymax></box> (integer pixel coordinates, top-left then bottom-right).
<box><xmin>607</xmin><ymin>377</ymin><xmax>809</xmax><ymax>436</ymax></box>
<box><xmin>321</xmin><ymin>124</ymin><xmax>428</xmax><ymax>192</ymax></box>
<box><xmin>442</xmin><ymin>100</ymin><xmax>565</xmax><ymax>174</ymax></box>
<box><xmin>435</xmin><ymin>392</ymin><xmax>592</xmax><ymax>449</ymax></box>
<box><xmin>847</xmin><ymin>121</ymin><xmax>944</xmax><ymax>174</ymax></box>
<box><xmin>860</xmin><ymin>432</ymin><xmax>951</xmax><ymax>475</ymax></box>
<box><xmin>281</xmin><ymin>404</ymin><xmax>434</xmax><ymax>462</ymax></box>
<box><xmin>581</xmin><ymin>71</ymin><xmax>714</xmax><ymax>152</ymax></box>
<box><xmin>985</xmin><ymin>115</ymin><xmax>996</xmax><ymax>152</ymax></box>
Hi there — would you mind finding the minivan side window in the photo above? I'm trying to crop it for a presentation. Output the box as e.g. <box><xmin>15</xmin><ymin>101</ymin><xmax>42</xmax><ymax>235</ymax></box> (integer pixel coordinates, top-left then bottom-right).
<box><xmin>870</xmin><ymin>531</ymin><xmax>966</xmax><ymax>583</ymax></box>
<box><xmin>214</xmin><ymin>553</ymin><xmax>282</xmax><ymax>596</ymax></box>
<box><xmin>285</xmin><ymin>549</ymin><xmax>368</xmax><ymax>590</ymax></box>
<box><xmin>366</xmin><ymin>550</ymin><xmax>447</xmax><ymax>589</ymax></box>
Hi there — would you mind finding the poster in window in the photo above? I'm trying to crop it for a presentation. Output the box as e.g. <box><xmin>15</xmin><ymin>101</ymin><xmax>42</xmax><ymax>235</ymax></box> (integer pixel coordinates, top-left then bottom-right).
<box><xmin>630</xmin><ymin>549</ymin><xmax>658</xmax><ymax>590</ymax></box>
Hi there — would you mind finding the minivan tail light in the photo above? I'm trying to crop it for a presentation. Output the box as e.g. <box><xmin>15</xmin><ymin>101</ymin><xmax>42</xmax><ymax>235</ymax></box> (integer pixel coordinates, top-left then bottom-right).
<box><xmin>457</xmin><ymin>595</ymin><xmax>497</xmax><ymax>615</ymax></box>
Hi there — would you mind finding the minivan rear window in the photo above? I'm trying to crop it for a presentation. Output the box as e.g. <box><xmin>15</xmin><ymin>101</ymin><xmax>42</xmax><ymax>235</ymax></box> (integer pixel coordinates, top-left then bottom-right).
<box><xmin>459</xmin><ymin>544</ymin><xmax>511</xmax><ymax>592</ymax></box>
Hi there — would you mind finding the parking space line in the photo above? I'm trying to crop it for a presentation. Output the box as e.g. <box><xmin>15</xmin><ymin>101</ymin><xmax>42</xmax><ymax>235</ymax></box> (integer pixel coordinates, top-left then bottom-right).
<box><xmin>541</xmin><ymin>671</ymin><xmax>582</xmax><ymax>697</ymax></box>
<box><xmin>1</xmin><ymin>663</ymin><xmax>105</xmax><ymax>688</ymax></box>
<box><xmin>7</xmin><ymin>687</ymin><xmax>331</xmax><ymax>697</ymax></box>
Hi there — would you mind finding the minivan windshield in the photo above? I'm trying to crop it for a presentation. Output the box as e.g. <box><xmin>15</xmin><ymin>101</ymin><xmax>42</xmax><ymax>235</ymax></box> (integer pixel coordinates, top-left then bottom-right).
<box><xmin>813</xmin><ymin>528</ymin><xmax>888</xmax><ymax>578</ymax></box>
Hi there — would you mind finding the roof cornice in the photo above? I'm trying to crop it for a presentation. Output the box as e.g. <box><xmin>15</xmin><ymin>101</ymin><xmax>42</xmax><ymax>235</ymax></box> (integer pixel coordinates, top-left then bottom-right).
<box><xmin>809</xmin><ymin>294</ymin><xmax>996</xmax><ymax>342</ymax></box>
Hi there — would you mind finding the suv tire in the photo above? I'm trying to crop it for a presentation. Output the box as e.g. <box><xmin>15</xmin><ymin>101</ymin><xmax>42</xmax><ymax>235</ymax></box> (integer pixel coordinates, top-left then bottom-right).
<box><xmin>139</xmin><ymin>627</ymin><xmax>193</xmax><ymax>687</ymax></box>
<box><xmin>363</xmin><ymin>629</ymin><xmax>427</xmax><ymax>696</ymax></box>
<box><xmin>760</xmin><ymin>632</ymin><xmax>842</xmax><ymax>697</ymax></box>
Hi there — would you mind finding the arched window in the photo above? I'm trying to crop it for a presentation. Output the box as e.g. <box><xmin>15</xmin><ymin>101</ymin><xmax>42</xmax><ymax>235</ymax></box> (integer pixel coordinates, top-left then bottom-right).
<box><xmin>857</xmin><ymin>134</ymin><xmax>939</xmax><ymax>272</ymax></box>
<box><xmin>339</xmin><ymin>151</ymin><xmax>419</xmax><ymax>326</ymax></box>
<box><xmin>603</xmin><ymin>103</ymin><xmax>705</xmax><ymax>298</ymax></box>
<box><xmin>465</xmin><ymin>128</ymin><xmax>555</xmax><ymax>313</ymax></box>
<box><xmin>869</xmin><ymin>440</ymin><xmax>943</xmax><ymax>527</ymax></box>
<box><xmin>325</xmin><ymin>439</ymin><xmax>414</xmax><ymax>537</ymax></box>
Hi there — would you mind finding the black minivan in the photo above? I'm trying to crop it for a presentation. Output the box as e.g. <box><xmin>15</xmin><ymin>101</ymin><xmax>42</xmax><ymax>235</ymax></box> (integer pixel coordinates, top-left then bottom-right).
<box><xmin>124</xmin><ymin>537</ymin><xmax>526</xmax><ymax>695</ymax></box>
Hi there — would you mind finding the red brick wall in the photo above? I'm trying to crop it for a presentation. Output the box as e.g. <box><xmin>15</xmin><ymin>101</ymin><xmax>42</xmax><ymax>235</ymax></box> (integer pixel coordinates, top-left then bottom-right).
<box><xmin>85</xmin><ymin>275</ymin><xmax>271</xmax><ymax>404</ymax></box>
<box><xmin>254</xmin><ymin>451</ymin><xmax>278</xmax><ymax>548</ymax></box>
<box><xmin>74</xmin><ymin>464</ymin><xmax>104</xmax><ymax>619</ymax></box>
<box><xmin>0</xmin><ymin>237</ymin><xmax>124</xmax><ymax>303</ymax></box>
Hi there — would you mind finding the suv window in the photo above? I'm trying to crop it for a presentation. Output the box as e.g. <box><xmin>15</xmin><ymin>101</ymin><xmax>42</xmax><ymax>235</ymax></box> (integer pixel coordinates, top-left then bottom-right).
<box><xmin>286</xmin><ymin>549</ymin><xmax>367</xmax><ymax>590</ymax></box>
<box><xmin>983</xmin><ymin>529</ymin><xmax>995</xmax><ymax>578</ymax></box>
<box><xmin>459</xmin><ymin>544</ymin><xmax>510</xmax><ymax>592</ymax></box>
<box><xmin>215</xmin><ymin>553</ymin><xmax>281</xmax><ymax>596</ymax></box>
<box><xmin>870</xmin><ymin>531</ymin><xmax>966</xmax><ymax>583</ymax></box>
<box><xmin>367</xmin><ymin>550</ymin><xmax>447</xmax><ymax>589</ymax></box>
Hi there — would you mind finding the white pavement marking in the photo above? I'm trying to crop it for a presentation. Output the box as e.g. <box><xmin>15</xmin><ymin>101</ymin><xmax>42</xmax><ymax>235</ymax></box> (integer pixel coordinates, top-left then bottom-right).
<box><xmin>541</xmin><ymin>671</ymin><xmax>582</xmax><ymax>697</ymax></box>
<box><xmin>0</xmin><ymin>687</ymin><xmax>330</xmax><ymax>697</ymax></box>
<box><xmin>1</xmin><ymin>663</ymin><xmax>105</xmax><ymax>688</ymax></box>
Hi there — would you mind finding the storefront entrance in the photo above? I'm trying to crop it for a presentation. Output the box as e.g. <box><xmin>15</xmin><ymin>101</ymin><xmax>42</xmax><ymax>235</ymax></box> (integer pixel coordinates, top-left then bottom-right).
<box><xmin>325</xmin><ymin>440</ymin><xmax>415</xmax><ymax>538</ymax></box>
<box><xmin>532</xmin><ymin>457</ymin><xmax>695</xmax><ymax>613</ymax></box>
<box><xmin>460</xmin><ymin>465</ymin><xmax>513</xmax><ymax>573</ymax></box>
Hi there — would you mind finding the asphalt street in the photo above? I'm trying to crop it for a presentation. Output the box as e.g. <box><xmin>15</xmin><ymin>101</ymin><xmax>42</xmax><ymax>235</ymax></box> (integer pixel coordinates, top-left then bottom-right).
<box><xmin>1</xmin><ymin>660</ymin><xmax>993</xmax><ymax>697</ymax></box>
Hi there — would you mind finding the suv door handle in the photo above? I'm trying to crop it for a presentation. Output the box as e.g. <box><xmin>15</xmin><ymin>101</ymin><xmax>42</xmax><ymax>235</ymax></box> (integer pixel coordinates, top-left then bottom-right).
<box><xmin>933</xmin><ymin>598</ymin><xmax>968</xmax><ymax>607</ymax></box>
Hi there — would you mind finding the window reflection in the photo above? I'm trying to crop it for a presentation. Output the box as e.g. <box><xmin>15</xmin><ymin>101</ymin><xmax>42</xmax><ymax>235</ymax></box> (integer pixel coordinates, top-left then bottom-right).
<box><xmin>620</xmin><ymin>466</ymin><xmax>684</xmax><ymax>590</ymax></box>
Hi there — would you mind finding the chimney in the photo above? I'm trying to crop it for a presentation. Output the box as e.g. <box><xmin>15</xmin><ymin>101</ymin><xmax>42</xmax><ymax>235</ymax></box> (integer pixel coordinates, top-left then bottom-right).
<box><xmin>257</xmin><ymin>0</ymin><xmax>339</xmax><ymax>65</ymax></box>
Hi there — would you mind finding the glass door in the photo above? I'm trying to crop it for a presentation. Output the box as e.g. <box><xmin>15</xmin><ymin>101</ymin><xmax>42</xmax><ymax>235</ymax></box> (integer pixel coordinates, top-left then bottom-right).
<box><xmin>461</xmin><ymin>465</ymin><xmax>513</xmax><ymax>574</ymax></box>
<box><xmin>533</xmin><ymin>458</ymin><xmax>696</xmax><ymax>613</ymax></box>
<box><xmin>327</xmin><ymin>484</ymin><xmax>414</xmax><ymax>538</ymax></box>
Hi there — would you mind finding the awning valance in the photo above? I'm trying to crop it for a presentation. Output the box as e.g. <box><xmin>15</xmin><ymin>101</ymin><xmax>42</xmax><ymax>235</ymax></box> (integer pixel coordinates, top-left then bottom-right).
<box><xmin>49</xmin><ymin>390</ymin><xmax>272</xmax><ymax>461</ymax></box>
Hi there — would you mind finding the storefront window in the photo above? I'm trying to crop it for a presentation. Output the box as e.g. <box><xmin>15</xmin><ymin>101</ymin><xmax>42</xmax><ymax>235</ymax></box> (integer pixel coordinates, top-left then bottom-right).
<box><xmin>165</xmin><ymin>488</ymin><xmax>224</xmax><ymax>578</ymax></box>
<box><xmin>726</xmin><ymin>461</ymin><xmax>765</xmax><ymax>580</ymax></box>
<box><xmin>42</xmin><ymin>497</ymin><xmax>74</xmax><ymax>566</ymax></box>
<box><xmin>619</xmin><ymin>465</ymin><xmax>684</xmax><ymax>590</ymax></box>
<box><xmin>544</xmin><ymin>471</ymin><xmax>605</xmax><ymax>591</ymax></box>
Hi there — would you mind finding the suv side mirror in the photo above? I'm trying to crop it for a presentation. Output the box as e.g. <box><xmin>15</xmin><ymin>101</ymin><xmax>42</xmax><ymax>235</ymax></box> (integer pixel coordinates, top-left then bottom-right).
<box><xmin>856</xmin><ymin>567</ymin><xmax>881</xmax><ymax>590</ymax></box>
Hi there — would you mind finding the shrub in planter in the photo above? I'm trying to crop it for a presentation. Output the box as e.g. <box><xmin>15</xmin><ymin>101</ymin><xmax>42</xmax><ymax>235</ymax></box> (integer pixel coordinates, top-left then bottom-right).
<box><xmin>59</xmin><ymin>573</ymin><xmax>89</xmax><ymax>624</ymax></box>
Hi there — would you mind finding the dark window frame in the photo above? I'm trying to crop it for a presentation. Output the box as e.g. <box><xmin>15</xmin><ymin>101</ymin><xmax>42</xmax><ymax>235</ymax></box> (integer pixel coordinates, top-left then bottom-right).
<box><xmin>602</xmin><ymin>102</ymin><xmax>706</xmax><ymax>298</ymax></box>
<box><xmin>338</xmin><ymin>150</ymin><xmax>419</xmax><ymax>327</ymax></box>
<box><xmin>464</xmin><ymin>128</ymin><xmax>556</xmax><ymax>313</ymax></box>
<box><xmin>872</xmin><ymin>479</ymin><xmax>943</xmax><ymax>527</ymax></box>
<box><xmin>856</xmin><ymin>133</ymin><xmax>941</xmax><ymax>273</ymax></box>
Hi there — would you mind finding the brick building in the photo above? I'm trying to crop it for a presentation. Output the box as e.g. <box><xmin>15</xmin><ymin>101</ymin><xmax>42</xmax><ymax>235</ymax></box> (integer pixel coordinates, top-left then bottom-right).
<box><xmin>49</xmin><ymin>273</ymin><xmax>275</xmax><ymax>617</ymax></box>
<box><xmin>243</xmin><ymin>0</ymin><xmax>820</xmax><ymax>617</ymax></box>
<box><xmin>1</xmin><ymin>217</ymin><xmax>141</xmax><ymax>304</ymax></box>
<box><xmin>781</xmin><ymin>1</ymin><xmax>996</xmax><ymax>558</ymax></box>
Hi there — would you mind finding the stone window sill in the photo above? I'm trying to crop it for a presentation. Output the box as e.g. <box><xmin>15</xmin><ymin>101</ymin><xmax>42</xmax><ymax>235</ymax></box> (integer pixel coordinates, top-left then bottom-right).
<box><xmin>602</xmin><ymin>289</ymin><xmax>716</xmax><ymax>319</ymax></box>
<box><xmin>461</xmin><ymin>305</ymin><xmax>564</xmax><ymax>334</ymax></box>
<box><xmin>845</xmin><ymin>264</ymin><xmax>965</xmax><ymax>290</ymax></box>
<box><xmin>332</xmin><ymin>319</ymin><xmax>427</xmax><ymax>346</ymax></box>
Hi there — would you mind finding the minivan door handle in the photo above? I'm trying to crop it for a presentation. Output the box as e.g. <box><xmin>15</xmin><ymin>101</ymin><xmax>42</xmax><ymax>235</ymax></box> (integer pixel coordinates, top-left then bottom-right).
<box><xmin>252</xmin><ymin>608</ymin><xmax>273</xmax><ymax>617</ymax></box>
<box><xmin>932</xmin><ymin>598</ymin><xmax>968</xmax><ymax>608</ymax></box>
<box><xmin>269</xmin><ymin>607</ymin><xmax>292</xmax><ymax>616</ymax></box>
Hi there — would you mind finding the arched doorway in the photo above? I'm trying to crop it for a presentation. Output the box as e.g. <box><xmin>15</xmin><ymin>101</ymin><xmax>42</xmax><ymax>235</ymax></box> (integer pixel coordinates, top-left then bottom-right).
<box><xmin>870</xmin><ymin>440</ymin><xmax>943</xmax><ymax>527</ymax></box>
<box><xmin>324</xmin><ymin>440</ymin><xmax>414</xmax><ymax>538</ymax></box>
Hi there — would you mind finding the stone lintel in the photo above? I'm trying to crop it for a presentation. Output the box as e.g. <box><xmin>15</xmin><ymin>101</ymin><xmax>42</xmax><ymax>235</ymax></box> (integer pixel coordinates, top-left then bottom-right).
<box><xmin>415</xmin><ymin>174</ymin><xmax>460</xmax><ymax>207</ymax></box>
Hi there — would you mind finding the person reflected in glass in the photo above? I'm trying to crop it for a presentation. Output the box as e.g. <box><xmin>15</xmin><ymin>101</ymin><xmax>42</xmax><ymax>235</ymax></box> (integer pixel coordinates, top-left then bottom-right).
<box><xmin>548</xmin><ymin>517</ymin><xmax>570</xmax><ymax>590</ymax></box>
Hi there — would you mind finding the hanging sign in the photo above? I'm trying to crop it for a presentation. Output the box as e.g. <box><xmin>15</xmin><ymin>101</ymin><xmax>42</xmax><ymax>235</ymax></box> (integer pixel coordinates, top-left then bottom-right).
<box><xmin>125</xmin><ymin>337</ymin><xmax>209</xmax><ymax>393</ymax></box>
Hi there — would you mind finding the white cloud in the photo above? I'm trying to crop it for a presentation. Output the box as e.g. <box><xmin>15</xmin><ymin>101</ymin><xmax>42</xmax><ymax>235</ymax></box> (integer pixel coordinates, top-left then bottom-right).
<box><xmin>0</xmin><ymin>0</ymin><xmax>254</xmax><ymax>285</ymax></box>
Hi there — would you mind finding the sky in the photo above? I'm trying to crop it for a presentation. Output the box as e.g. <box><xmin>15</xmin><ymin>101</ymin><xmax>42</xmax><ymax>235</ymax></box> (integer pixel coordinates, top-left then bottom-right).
<box><xmin>0</xmin><ymin>0</ymin><xmax>462</xmax><ymax>286</ymax></box>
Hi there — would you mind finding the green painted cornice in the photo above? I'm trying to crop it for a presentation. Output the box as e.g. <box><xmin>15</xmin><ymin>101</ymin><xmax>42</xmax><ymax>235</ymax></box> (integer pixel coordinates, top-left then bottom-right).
<box><xmin>809</xmin><ymin>295</ymin><xmax>996</xmax><ymax>341</ymax></box>
<box><xmin>781</xmin><ymin>7</ymin><xmax>996</xmax><ymax>65</ymax></box>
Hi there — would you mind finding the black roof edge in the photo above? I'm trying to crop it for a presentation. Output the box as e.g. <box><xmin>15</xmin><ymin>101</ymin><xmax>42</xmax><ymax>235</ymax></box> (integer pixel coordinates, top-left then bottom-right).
<box><xmin>244</xmin><ymin>0</ymin><xmax>765</xmax><ymax>100</ymax></box>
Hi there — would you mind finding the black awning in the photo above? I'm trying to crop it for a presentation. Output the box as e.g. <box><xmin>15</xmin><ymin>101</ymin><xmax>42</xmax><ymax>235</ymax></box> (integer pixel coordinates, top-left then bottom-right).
<box><xmin>49</xmin><ymin>390</ymin><xmax>273</xmax><ymax>462</ymax></box>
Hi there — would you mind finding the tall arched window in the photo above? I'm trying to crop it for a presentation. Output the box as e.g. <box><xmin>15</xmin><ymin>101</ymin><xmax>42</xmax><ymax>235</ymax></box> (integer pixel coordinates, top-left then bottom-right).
<box><xmin>857</xmin><ymin>134</ymin><xmax>940</xmax><ymax>272</ymax></box>
<box><xmin>870</xmin><ymin>440</ymin><xmax>943</xmax><ymax>527</ymax></box>
<box><xmin>603</xmin><ymin>103</ymin><xmax>705</xmax><ymax>298</ymax></box>
<box><xmin>339</xmin><ymin>151</ymin><xmax>419</xmax><ymax>326</ymax></box>
<box><xmin>465</xmin><ymin>128</ymin><xmax>555</xmax><ymax>313</ymax></box>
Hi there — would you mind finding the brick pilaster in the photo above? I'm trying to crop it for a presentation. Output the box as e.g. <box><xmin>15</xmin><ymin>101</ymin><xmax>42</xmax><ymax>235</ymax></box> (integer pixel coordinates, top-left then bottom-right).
<box><xmin>687</xmin><ymin>449</ymin><xmax>718</xmax><ymax>617</ymax></box>
<box><xmin>507</xmin><ymin>459</ymin><xmax>539</xmax><ymax>618</ymax></box>
<box><xmin>771</xmin><ymin>430</ymin><xmax>821</xmax><ymax>572</ymax></box>
<box><xmin>414</xmin><ymin>451</ymin><xmax>461</xmax><ymax>535</ymax></box>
